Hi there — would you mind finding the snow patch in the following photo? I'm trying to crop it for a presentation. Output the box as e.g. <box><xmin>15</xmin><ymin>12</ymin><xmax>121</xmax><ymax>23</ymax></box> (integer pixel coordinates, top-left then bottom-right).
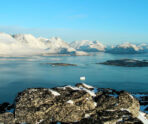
<box><xmin>79</xmin><ymin>87</ymin><xmax>96</xmax><ymax>97</ymax></box>
<box><xmin>138</xmin><ymin>111</ymin><xmax>148</xmax><ymax>124</ymax></box>
<box><xmin>84</xmin><ymin>114</ymin><xmax>90</xmax><ymax>118</ymax></box>
<box><xmin>57</xmin><ymin>85</ymin><xmax>96</xmax><ymax>97</ymax></box>
<box><xmin>66</xmin><ymin>100</ymin><xmax>74</xmax><ymax>104</ymax></box>
<box><xmin>36</xmin><ymin>119</ymin><xmax>44</xmax><ymax>124</ymax></box>
<box><xmin>93</xmin><ymin>102</ymin><xmax>97</xmax><ymax>107</ymax></box>
<box><xmin>48</xmin><ymin>89</ymin><xmax>60</xmax><ymax>96</ymax></box>
<box><xmin>82</xmin><ymin>83</ymin><xmax>94</xmax><ymax>89</ymax></box>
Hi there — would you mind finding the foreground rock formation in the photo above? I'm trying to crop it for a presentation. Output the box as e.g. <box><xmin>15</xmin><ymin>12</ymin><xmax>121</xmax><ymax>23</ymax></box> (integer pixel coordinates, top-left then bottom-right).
<box><xmin>0</xmin><ymin>83</ymin><xmax>148</xmax><ymax>124</ymax></box>
<box><xmin>99</xmin><ymin>59</ymin><xmax>148</xmax><ymax>67</ymax></box>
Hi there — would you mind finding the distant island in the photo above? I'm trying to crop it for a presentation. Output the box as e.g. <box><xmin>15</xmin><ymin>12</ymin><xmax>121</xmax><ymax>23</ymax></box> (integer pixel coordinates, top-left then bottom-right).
<box><xmin>98</xmin><ymin>59</ymin><xmax>148</xmax><ymax>67</ymax></box>
<box><xmin>44</xmin><ymin>63</ymin><xmax>77</xmax><ymax>66</ymax></box>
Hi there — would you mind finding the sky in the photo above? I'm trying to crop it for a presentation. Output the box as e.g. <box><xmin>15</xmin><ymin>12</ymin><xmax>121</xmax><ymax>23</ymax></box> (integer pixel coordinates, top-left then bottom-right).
<box><xmin>0</xmin><ymin>0</ymin><xmax>148</xmax><ymax>44</ymax></box>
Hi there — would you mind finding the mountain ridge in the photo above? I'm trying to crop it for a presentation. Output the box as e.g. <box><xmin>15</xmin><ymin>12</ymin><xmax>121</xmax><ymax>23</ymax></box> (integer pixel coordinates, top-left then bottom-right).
<box><xmin>0</xmin><ymin>33</ymin><xmax>148</xmax><ymax>56</ymax></box>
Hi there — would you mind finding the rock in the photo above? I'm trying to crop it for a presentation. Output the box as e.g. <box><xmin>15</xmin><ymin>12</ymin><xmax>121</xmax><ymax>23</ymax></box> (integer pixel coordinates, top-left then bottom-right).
<box><xmin>43</xmin><ymin>63</ymin><xmax>77</xmax><ymax>66</ymax></box>
<box><xmin>98</xmin><ymin>59</ymin><xmax>148</xmax><ymax>67</ymax></box>
<box><xmin>117</xmin><ymin>91</ymin><xmax>140</xmax><ymax>117</ymax></box>
<box><xmin>73</xmin><ymin>111</ymin><xmax>143</xmax><ymax>124</ymax></box>
<box><xmin>0</xmin><ymin>112</ymin><xmax>15</xmax><ymax>124</ymax></box>
<box><xmin>0</xmin><ymin>83</ymin><xmax>147</xmax><ymax>123</ymax></box>
<box><xmin>14</xmin><ymin>87</ymin><xmax>96</xmax><ymax>123</ymax></box>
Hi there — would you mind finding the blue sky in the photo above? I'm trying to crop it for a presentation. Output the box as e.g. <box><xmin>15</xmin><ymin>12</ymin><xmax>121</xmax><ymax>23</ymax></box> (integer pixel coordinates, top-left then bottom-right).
<box><xmin>0</xmin><ymin>0</ymin><xmax>148</xmax><ymax>44</ymax></box>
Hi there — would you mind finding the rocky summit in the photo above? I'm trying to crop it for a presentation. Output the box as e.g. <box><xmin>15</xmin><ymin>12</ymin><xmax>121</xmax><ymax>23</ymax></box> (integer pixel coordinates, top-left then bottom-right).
<box><xmin>0</xmin><ymin>83</ymin><xmax>148</xmax><ymax>124</ymax></box>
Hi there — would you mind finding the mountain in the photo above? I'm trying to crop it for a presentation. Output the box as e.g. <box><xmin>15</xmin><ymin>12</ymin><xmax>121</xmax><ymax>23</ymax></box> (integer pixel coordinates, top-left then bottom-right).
<box><xmin>45</xmin><ymin>37</ymin><xmax>75</xmax><ymax>54</ymax></box>
<box><xmin>0</xmin><ymin>32</ymin><xmax>148</xmax><ymax>56</ymax></box>
<box><xmin>139</xmin><ymin>43</ymin><xmax>148</xmax><ymax>52</ymax></box>
<box><xmin>13</xmin><ymin>34</ymin><xmax>47</xmax><ymax>49</ymax></box>
<box><xmin>70</xmin><ymin>40</ymin><xmax>105</xmax><ymax>52</ymax></box>
<box><xmin>0</xmin><ymin>32</ymin><xmax>17</xmax><ymax>43</ymax></box>
<box><xmin>0</xmin><ymin>33</ymin><xmax>87</xmax><ymax>56</ymax></box>
<box><xmin>106</xmin><ymin>42</ymin><xmax>145</xmax><ymax>54</ymax></box>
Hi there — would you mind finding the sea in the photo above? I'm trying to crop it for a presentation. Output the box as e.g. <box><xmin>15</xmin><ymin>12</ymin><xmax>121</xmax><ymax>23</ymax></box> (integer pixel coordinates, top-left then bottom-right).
<box><xmin>0</xmin><ymin>53</ymin><xmax>148</xmax><ymax>103</ymax></box>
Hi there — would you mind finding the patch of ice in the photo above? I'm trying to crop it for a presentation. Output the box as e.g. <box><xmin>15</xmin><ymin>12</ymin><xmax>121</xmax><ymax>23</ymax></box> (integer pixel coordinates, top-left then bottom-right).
<box><xmin>137</xmin><ymin>111</ymin><xmax>148</xmax><ymax>124</ymax></box>
<box><xmin>66</xmin><ymin>100</ymin><xmax>74</xmax><ymax>104</ymax></box>
<box><xmin>48</xmin><ymin>89</ymin><xmax>60</xmax><ymax>96</ymax></box>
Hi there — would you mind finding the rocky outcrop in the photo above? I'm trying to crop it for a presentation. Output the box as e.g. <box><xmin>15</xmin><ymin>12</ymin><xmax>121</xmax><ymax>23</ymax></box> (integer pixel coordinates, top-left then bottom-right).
<box><xmin>43</xmin><ymin>63</ymin><xmax>77</xmax><ymax>66</ymax></box>
<box><xmin>0</xmin><ymin>83</ymin><xmax>148</xmax><ymax>124</ymax></box>
<box><xmin>98</xmin><ymin>59</ymin><xmax>148</xmax><ymax>67</ymax></box>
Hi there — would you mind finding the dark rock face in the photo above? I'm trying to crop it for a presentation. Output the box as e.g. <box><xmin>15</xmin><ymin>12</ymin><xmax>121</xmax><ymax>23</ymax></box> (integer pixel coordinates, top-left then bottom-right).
<box><xmin>43</xmin><ymin>63</ymin><xmax>77</xmax><ymax>66</ymax></box>
<box><xmin>98</xmin><ymin>59</ymin><xmax>148</xmax><ymax>67</ymax></box>
<box><xmin>0</xmin><ymin>102</ymin><xmax>14</xmax><ymax>114</ymax></box>
<box><xmin>0</xmin><ymin>83</ymin><xmax>147</xmax><ymax>124</ymax></box>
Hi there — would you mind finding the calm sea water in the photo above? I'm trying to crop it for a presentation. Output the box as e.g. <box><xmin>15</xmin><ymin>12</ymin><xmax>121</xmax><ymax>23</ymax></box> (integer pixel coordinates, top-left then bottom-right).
<box><xmin>0</xmin><ymin>53</ymin><xmax>148</xmax><ymax>103</ymax></box>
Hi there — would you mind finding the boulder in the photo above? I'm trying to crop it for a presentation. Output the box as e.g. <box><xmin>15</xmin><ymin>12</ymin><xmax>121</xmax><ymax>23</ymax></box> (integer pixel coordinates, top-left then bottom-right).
<box><xmin>0</xmin><ymin>83</ymin><xmax>147</xmax><ymax>124</ymax></box>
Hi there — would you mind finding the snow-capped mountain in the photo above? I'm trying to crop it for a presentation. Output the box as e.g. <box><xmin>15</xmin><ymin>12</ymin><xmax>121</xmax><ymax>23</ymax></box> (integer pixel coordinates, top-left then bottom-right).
<box><xmin>45</xmin><ymin>37</ymin><xmax>75</xmax><ymax>54</ymax></box>
<box><xmin>0</xmin><ymin>32</ymin><xmax>18</xmax><ymax>43</ymax></box>
<box><xmin>106</xmin><ymin>42</ymin><xmax>145</xmax><ymax>54</ymax></box>
<box><xmin>0</xmin><ymin>33</ymin><xmax>87</xmax><ymax>56</ymax></box>
<box><xmin>139</xmin><ymin>43</ymin><xmax>148</xmax><ymax>52</ymax></box>
<box><xmin>70</xmin><ymin>40</ymin><xmax>105</xmax><ymax>52</ymax></box>
<box><xmin>0</xmin><ymin>32</ymin><xmax>148</xmax><ymax>56</ymax></box>
<box><xmin>13</xmin><ymin>34</ymin><xmax>46</xmax><ymax>48</ymax></box>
